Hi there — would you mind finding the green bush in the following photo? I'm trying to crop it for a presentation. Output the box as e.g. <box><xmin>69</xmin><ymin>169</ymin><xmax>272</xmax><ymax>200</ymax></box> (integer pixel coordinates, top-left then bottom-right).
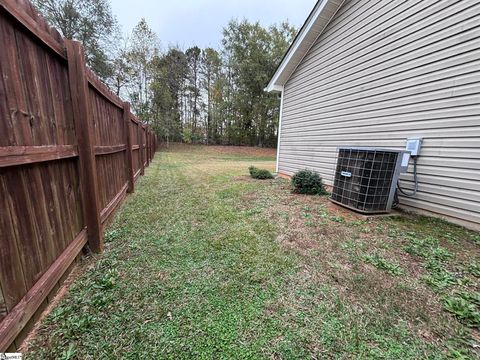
<box><xmin>291</xmin><ymin>169</ymin><xmax>328</xmax><ymax>195</ymax></box>
<box><xmin>182</xmin><ymin>128</ymin><xmax>193</xmax><ymax>144</ymax></box>
<box><xmin>249</xmin><ymin>166</ymin><xmax>274</xmax><ymax>180</ymax></box>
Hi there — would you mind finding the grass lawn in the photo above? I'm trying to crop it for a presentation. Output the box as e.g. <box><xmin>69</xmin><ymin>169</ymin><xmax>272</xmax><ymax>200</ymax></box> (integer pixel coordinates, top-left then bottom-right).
<box><xmin>25</xmin><ymin>145</ymin><xmax>479</xmax><ymax>359</ymax></box>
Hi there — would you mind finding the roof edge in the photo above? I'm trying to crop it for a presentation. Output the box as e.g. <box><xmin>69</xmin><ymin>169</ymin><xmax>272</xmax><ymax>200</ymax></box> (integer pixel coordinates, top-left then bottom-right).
<box><xmin>266</xmin><ymin>0</ymin><xmax>344</xmax><ymax>92</ymax></box>
<box><xmin>264</xmin><ymin>84</ymin><xmax>284</xmax><ymax>93</ymax></box>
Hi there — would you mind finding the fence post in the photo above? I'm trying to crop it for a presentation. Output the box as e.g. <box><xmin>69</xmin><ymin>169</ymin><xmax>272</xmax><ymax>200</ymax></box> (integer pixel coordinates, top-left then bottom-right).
<box><xmin>123</xmin><ymin>102</ymin><xmax>134</xmax><ymax>193</ymax></box>
<box><xmin>146</xmin><ymin>132</ymin><xmax>149</xmax><ymax>163</ymax></box>
<box><xmin>66</xmin><ymin>40</ymin><xmax>103</xmax><ymax>253</ymax></box>
<box><xmin>150</xmin><ymin>132</ymin><xmax>153</xmax><ymax>160</ymax></box>
<box><xmin>146</xmin><ymin>128</ymin><xmax>150</xmax><ymax>167</ymax></box>
<box><xmin>138</xmin><ymin>124</ymin><xmax>145</xmax><ymax>175</ymax></box>
<box><xmin>152</xmin><ymin>133</ymin><xmax>155</xmax><ymax>158</ymax></box>
<box><xmin>148</xmin><ymin>131</ymin><xmax>151</xmax><ymax>162</ymax></box>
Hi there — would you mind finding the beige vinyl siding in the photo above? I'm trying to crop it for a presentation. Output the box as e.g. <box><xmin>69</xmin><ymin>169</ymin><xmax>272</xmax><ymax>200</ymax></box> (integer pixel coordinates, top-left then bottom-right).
<box><xmin>278</xmin><ymin>0</ymin><xmax>480</xmax><ymax>230</ymax></box>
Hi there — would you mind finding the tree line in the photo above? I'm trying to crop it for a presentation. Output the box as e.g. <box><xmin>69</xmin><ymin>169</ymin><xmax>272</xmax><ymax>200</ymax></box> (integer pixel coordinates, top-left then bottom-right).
<box><xmin>33</xmin><ymin>0</ymin><xmax>296</xmax><ymax>147</ymax></box>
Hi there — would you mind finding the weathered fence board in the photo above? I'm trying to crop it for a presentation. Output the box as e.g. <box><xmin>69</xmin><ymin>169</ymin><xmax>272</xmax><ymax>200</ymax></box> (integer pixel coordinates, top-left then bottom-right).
<box><xmin>100</xmin><ymin>183</ymin><xmax>128</xmax><ymax>225</ymax></box>
<box><xmin>0</xmin><ymin>145</ymin><xmax>78</xmax><ymax>167</ymax></box>
<box><xmin>96</xmin><ymin>151</ymin><xmax>128</xmax><ymax>212</ymax></box>
<box><xmin>0</xmin><ymin>287</ymin><xmax>6</xmax><ymax>322</ymax></box>
<box><xmin>66</xmin><ymin>40</ymin><xmax>103</xmax><ymax>254</ymax></box>
<box><xmin>124</xmin><ymin>103</ymin><xmax>134</xmax><ymax>193</ymax></box>
<box><xmin>139</xmin><ymin>124</ymin><xmax>145</xmax><ymax>175</ymax></box>
<box><xmin>0</xmin><ymin>229</ymin><xmax>88</xmax><ymax>351</ymax></box>
<box><xmin>0</xmin><ymin>0</ymin><xmax>156</xmax><ymax>351</ymax></box>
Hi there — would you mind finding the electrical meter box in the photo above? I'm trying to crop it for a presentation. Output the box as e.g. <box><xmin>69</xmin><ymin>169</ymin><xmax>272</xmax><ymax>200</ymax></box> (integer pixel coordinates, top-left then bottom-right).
<box><xmin>406</xmin><ymin>137</ymin><xmax>423</xmax><ymax>156</ymax></box>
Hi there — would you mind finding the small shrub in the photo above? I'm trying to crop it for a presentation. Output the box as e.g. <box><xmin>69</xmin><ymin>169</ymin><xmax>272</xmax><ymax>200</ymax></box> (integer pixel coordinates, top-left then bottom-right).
<box><xmin>182</xmin><ymin>128</ymin><xmax>193</xmax><ymax>144</ymax></box>
<box><xmin>291</xmin><ymin>169</ymin><xmax>328</xmax><ymax>195</ymax></box>
<box><xmin>249</xmin><ymin>166</ymin><xmax>274</xmax><ymax>180</ymax></box>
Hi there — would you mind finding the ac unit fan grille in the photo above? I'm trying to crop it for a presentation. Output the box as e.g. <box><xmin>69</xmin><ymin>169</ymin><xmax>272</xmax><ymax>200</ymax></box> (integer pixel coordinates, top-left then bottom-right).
<box><xmin>331</xmin><ymin>149</ymin><xmax>399</xmax><ymax>213</ymax></box>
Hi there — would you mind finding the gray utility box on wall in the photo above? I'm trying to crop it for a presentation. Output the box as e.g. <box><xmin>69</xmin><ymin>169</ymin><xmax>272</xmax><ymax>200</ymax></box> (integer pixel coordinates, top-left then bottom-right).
<box><xmin>330</xmin><ymin>147</ymin><xmax>409</xmax><ymax>214</ymax></box>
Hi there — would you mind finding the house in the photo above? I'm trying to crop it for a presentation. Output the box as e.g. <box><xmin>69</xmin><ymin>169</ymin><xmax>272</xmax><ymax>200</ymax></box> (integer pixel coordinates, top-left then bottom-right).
<box><xmin>267</xmin><ymin>0</ymin><xmax>480</xmax><ymax>231</ymax></box>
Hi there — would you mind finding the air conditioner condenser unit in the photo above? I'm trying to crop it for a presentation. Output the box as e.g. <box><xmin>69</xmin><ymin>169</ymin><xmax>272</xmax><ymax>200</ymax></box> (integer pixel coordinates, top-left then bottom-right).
<box><xmin>330</xmin><ymin>147</ymin><xmax>409</xmax><ymax>214</ymax></box>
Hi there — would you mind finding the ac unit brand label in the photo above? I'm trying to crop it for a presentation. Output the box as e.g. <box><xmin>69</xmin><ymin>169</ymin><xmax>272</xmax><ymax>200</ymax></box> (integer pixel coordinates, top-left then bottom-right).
<box><xmin>0</xmin><ymin>354</ymin><xmax>22</xmax><ymax>360</ymax></box>
<box><xmin>341</xmin><ymin>171</ymin><xmax>352</xmax><ymax>178</ymax></box>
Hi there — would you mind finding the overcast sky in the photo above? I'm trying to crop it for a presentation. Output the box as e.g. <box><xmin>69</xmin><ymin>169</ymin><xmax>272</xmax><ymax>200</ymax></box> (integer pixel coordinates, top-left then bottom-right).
<box><xmin>110</xmin><ymin>0</ymin><xmax>316</xmax><ymax>49</ymax></box>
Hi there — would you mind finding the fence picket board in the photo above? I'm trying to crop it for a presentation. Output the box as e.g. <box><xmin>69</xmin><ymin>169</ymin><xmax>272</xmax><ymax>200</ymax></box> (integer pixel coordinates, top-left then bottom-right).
<box><xmin>65</xmin><ymin>40</ymin><xmax>103</xmax><ymax>253</ymax></box>
<box><xmin>0</xmin><ymin>229</ymin><xmax>87</xmax><ymax>351</ymax></box>
<box><xmin>138</xmin><ymin>124</ymin><xmax>145</xmax><ymax>175</ymax></box>
<box><xmin>0</xmin><ymin>176</ymin><xmax>28</xmax><ymax>311</ymax></box>
<box><xmin>124</xmin><ymin>103</ymin><xmax>135</xmax><ymax>193</ymax></box>
<box><xmin>0</xmin><ymin>286</ymin><xmax>6</xmax><ymax>322</ymax></box>
<box><xmin>146</xmin><ymin>128</ymin><xmax>150</xmax><ymax>167</ymax></box>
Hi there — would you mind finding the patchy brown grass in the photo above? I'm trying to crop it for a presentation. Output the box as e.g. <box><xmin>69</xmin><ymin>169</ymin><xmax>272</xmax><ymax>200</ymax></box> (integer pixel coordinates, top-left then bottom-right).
<box><xmin>163</xmin><ymin>143</ymin><xmax>277</xmax><ymax>158</ymax></box>
<box><xmin>24</xmin><ymin>145</ymin><xmax>478</xmax><ymax>359</ymax></box>
<box><xmin>236</xmin><ymin>174</ymin><xmax>479</xmax><ymax>356</ymax></box>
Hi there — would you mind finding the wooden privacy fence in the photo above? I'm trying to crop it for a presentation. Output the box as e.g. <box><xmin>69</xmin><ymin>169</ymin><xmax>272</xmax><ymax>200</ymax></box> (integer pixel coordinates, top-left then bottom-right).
<box><xmin>0</xmin><ymin>0</ymin><xmax>157</xmax><ymax>351</ymax></box>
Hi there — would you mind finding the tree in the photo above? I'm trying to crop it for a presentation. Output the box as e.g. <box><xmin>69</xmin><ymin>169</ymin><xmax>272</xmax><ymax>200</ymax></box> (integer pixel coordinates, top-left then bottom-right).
<box><xmin>200</xmin><ymin>48</ymin><xmax>222</xmax><ymax>144</ymax></box>
<box><xmin>185</xmin><ymin>46</ymin><xmax>202</xmax><ymax>138</ymax></box>
<box><xmin>108</xmin><ymin>35</ymin><xmax>132</xmax><ymax>96</ymax></box>
<box><xmin>126</xmin><ymin>19</ymin><xmax>160</xmax><ymax>121</ymax></box>
<box><xmin>33</xmin><ymin>0</ymin><xmax>119</xmax><ymax>81</ymax></box>
<box><xmin>151</xmin><ymin>48</ymin><xmax>189</xmax><ymax>144</ymax></box>
<box><xmin>150</xmin><ymin>19</ymin><xmax>295</xmax><ymax>147</ymax></box>
<box><xmin>222</xmin><ymin>19</ymin><xmax>296</xmax><ymax>146</ymax></box>
<box><xmin>35</xmin><ymin>3</ymin><xmax>296</xmax><ymax>146</ymax></box>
